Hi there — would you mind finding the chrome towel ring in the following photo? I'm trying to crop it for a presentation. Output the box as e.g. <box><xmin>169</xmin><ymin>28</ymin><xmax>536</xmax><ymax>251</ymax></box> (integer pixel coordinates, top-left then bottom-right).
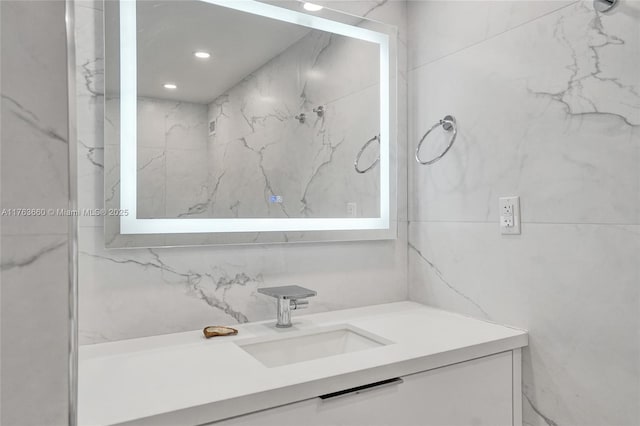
<box><xmin>415</xmin><ymin>115</ymin><xmax>457</xmax><ymax>165</ymax></box>
<box><xmin>354</xmin><ymin>135</ymin><xmax>380</xmax><ymax>174</ymax></box>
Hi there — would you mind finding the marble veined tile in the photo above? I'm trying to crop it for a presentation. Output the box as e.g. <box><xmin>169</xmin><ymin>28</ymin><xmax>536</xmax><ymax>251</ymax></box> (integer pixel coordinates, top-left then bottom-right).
<box><xmin>203</xmin><ymin>84</ymin><xmax>382</xmax><ymax>219</ymax></box>
<box><xmin>164</xmin><ymin>101</ymin><xmax>208</xmax><ymax>151</ymax></box>
<box><xmin>301</xmin><ymin>30</ymin><xmax>380</xmax><ymax>108</ymax></box>
<box><xmin>408</xmin><ymin>221</ymin><xmax>640</xmax><ymax>426</ymax></box>
<box><xmin>1</xmin><ymin>1</ymin><xmax>72</xmax><ymax>236</ymax></box>
<box><xmin>79</xmin><ymin>224</ymin><xmax>408</xmax><ymax>344</ymax></box>
<box><xmin>75</xmin><ymin>0</ymin><xmax>106</xmax><ymax>230</ymax></box>
<box><xmin>203</xmin><ymin>31</ymin><xmax>385</xmax><ymax>219</ymax></box>
<box><xmin>0</xmin><ymin>95</ymin><xmax>70</xmax><ymax>235</ymax></box>
<box><xmin>1</xmin><ymin>234</ymin><xmax>70</xmax><ymax>424</ymax></box>
<box><xmin>207</xmin><ymin>31</ymin><xmax>329</xmax><ymax>147</ymax></box>
<box><xmin>103</xmin><ymin>97</ymin><xmax>118</xmax><ymax>146</ymax></box>
<box><xmin>205</xmin><ymin>137</ymin><xmax>277</xmax><ymax>218</ymax></box>
<box><xmin>1</xmin><ymin>2</ymin><xmax>70</xmax><ymax>142</ymax></box>
<box><xmin>296</xmin><ymin>84</ymin><xmax>381</xmax><ymax>218</ymax></box>
<box><xmin>407</xmin><ymin>0</ymin><xmax>574</xmax><ymax>70</ymax></box>
<box><xmin>1</xmin><ymin>1</ymin><xmax>71</xmax><ymax>423</ymax></box>
<box><xmin>164</xmin><ymin>149</ymin><xmax>210</xmax><ymax>218</ymax></box>
<box><xmin>137</xmin><ymin>98</ymin><xmax>170</xmax><ymax>149</ymax></box>
<box><xmin>207</xmin><ymin>10</ymin><xmax>387</xmax><ymax>146</ymax></box>
<box><xmin>137</xmin><ymin>147</ymin><xmax>166</xmax><ymax>218</ymax></box>
<box><xmin>409</xmin><ymin>1</ymin><xmax>640</xmax><ymax>224</ymax></box>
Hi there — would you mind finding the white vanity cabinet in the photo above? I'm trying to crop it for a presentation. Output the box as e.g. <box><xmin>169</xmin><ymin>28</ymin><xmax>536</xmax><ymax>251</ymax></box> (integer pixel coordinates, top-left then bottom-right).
<box><xmin>215</xmin><ymin>350</ymin><xmax>522</xmax><ymax>426</ymax></box>
<box><xmin>79</xmin><ymin>303</ymin><xmax>527</xmax><ymax>425</ymax></box>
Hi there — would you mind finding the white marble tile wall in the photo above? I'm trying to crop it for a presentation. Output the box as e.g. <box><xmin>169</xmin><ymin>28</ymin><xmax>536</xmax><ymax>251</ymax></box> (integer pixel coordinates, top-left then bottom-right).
<box><xmin>205</xmin><ymin>36</ymin><xmax>381</xmax><ymax>219</ymax></box>
<box><xmin>75</xmin><ymin>0</ymin><xmax>408</xmax><ymax>344</ymax></box>
<box><xmin>130</xmin><ymin>97</ymin><xmax>210</xmax><ymax>218</ymax></box>
<box><xmin>1</xmin><ymin>1</ymin><xmax>70</xmax><ymax>424</ymax></box>
<box><xmin>407</xmin><ymin>1</ymin><xmax>639</xmax><ymax>425</ymax></box>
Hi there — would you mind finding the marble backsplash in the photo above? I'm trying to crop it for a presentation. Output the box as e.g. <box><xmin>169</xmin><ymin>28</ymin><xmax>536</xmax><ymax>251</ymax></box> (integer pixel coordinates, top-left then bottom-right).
<box><xmin>75</xmin><ymin>0</ymin><xmax>408</xmax><ymax>344</ymax></box>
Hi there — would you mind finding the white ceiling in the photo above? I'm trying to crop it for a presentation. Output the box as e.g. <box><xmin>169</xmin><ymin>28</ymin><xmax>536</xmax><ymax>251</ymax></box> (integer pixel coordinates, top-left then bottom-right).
<box><xmin>134</xmin><ymin>1</ymin><xmax>312</xmax><ymax>104</ymax></box>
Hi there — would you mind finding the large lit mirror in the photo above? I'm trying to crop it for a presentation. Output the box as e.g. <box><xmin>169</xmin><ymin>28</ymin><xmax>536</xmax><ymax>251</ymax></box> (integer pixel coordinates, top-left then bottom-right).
<box><xmin>104</xmin><ymin>0</ymin><xmax>397</xmax><ymax>247</ymax></box>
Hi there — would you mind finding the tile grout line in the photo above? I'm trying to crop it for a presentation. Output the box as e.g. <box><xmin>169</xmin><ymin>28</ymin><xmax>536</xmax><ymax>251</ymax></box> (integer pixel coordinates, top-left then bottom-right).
<box><xmin>408</xmin><ymin>0</ymin><xmax>581</xmax><ymax>72</ymax></box>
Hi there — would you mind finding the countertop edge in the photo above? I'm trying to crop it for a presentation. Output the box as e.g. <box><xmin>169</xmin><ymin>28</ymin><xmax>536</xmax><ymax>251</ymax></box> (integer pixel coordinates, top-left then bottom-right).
<box><xmin>117</xmin><ymin>333</ymin><xmax>528</xmax><ymax>426</ymax></box>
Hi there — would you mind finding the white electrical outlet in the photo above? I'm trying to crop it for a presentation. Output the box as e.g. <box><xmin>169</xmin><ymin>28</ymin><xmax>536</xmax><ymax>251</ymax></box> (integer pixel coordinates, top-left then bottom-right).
<box><xmin>346</xmin><ymin>202</ymin><xmax>357</xmax><ymax>217</ymax></box>
<box><xmin>499</xmin><ymin>196</ymin><xmax>521</xmax><ymax>235</ymax></box>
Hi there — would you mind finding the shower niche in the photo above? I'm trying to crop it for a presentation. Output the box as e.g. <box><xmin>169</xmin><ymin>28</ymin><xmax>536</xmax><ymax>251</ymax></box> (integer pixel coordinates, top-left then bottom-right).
<box><xmin>103</xmin><ymin>0</ymin><xmax>398</xmax><ymax>247</ymax></box>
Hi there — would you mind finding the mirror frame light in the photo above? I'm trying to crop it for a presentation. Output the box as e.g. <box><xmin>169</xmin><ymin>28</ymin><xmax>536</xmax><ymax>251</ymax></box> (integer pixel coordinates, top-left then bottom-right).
<box><xmin>119</xmin><ymin>0</ymin><xmax>391</xmax><ymax>235</ymax></box>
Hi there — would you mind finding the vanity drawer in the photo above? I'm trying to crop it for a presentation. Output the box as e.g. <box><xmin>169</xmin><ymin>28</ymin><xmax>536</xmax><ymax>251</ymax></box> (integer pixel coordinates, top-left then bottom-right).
<box><xmin>215</xmin><ymin>351</ymin><xmax>515</xmax><ymax>426</ymax></box>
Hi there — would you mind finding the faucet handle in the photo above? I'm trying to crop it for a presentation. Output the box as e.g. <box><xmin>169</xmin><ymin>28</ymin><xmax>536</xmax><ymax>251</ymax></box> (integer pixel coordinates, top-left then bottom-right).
<box><xmin>258</xmin><ymin>285</ymin><xmax>317</xmax><ymax>300</ymax></box>
<box><xmin>291</xmin><ymin>299</ymin><xmax>309</xmax><ymax>310</ymax></box>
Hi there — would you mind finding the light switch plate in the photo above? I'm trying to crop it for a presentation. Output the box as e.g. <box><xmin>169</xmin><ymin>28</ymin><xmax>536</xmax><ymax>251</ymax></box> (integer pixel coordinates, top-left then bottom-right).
<box><xmin>499</xmin><ymin>196</ymin><xmax>521</xmax><ymax>235</ymax></box>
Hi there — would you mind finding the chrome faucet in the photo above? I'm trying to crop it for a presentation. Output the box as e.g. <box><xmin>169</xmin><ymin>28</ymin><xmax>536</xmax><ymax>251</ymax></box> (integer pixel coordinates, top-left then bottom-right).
<box><xmin>258</xmin><ymin>285</ymin><xmax>317</xmax><ymax>328</ymax></box>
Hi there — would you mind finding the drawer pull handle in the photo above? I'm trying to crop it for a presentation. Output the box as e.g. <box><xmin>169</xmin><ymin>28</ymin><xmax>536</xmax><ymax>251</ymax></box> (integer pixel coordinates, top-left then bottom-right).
<box><xmin>319</xmin><ymin>378</ymin><xmax>404</xmax><ymax>401</ymax></box>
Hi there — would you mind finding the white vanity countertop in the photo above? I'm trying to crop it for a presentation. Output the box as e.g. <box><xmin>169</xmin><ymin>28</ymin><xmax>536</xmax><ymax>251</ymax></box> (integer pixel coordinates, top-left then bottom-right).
<box><xmin>79</xmin><ymin>302</ymin><xmax>528</xmax><ymax>425</ymax></box>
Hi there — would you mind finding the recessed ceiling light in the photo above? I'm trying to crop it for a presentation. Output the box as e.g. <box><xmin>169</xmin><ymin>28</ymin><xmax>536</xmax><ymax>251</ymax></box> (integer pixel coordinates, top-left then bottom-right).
<box><xmin>303</xmin><ymin>2</ymin><xmax>323</xmax><ymax>12</ymax></box>
<box><xmin>194</xmin><ymin>51</ymin><xmax>211</xmax><ymax>59</ymax></box>
<box><xmin>163</xmin><ymin>83</ymin><xmax>177</xmax><ymax>89</ymax></box>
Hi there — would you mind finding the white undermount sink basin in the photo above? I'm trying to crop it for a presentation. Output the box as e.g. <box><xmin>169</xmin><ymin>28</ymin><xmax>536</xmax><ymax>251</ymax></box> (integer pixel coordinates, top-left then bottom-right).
<box><xmin>236</xmin><ymin>325</ymin><xmax>391</xmax><ymax>368</ymax></box>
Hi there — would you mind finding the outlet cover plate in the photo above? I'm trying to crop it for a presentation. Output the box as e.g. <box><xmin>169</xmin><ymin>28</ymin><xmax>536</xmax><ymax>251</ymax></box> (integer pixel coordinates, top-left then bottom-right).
<box><xmin>499</xmin><ymin>196</ymin><xmax>521</xmax><ymax>235</ymax></box>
